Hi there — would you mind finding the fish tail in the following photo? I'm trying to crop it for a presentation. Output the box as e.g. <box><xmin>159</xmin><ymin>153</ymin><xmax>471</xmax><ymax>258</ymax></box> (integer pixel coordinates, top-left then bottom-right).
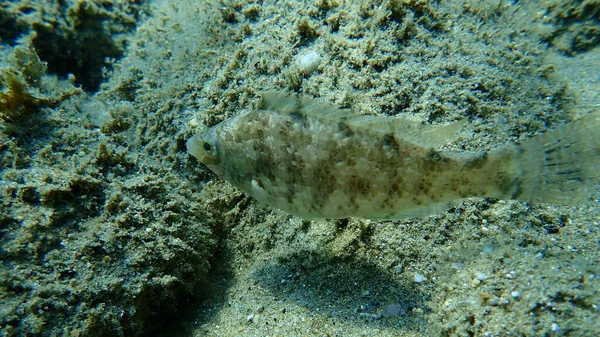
<box><xmin>510</xmin><ymin>112</ymin><xmax>600</xmax><ymax>204</ymax></box>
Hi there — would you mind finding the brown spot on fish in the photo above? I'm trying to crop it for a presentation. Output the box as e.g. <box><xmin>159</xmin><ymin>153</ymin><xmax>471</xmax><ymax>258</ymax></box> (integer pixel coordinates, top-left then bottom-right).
<box><xmin>349</xmin><ymin>175</ymin><xmax>370</xmax><ymax>196</ymax></box>
<box><xmin>463</xmin><ymin>151</ymin><xmax>489</xmax><ymax>170</ymax></box>
<box><xmin>338</xmin><ymin>121</ymin><xmax>354</xmax><ymax>137</ymax></box>
<box><xmin>422</xmin><ymin>149</ymin><xmax>450</xmax><ymax>172</ymax></box>
<box><xmin>508</xmin><ymin>179</ymin><xmax>523</xmax><ymax>199</ymax></box>
<box><xmin>290</xmin><ymin>111</ymin><xmax>309</xmax><ymax>128</ymax></box>
<box><xmin>382</xmin><ymin>133</ymin><xmax>399</xmax><ymax>152</ymax></box>
<box><xmin>255</xmin><ymin>152</ymin><xmax>276</xmax><ymax>181</ymax></box>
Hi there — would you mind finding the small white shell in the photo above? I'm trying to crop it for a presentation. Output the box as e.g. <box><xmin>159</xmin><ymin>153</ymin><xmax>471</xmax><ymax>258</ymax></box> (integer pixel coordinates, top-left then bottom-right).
<box><xmin>296</xmin><ymin>50</ymin><xmax>322</xmax><ymax>75</ymax></box>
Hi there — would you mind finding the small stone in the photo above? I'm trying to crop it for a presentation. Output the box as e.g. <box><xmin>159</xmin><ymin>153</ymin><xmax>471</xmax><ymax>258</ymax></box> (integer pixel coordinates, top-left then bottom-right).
<box><xmin>451</xmin><ymin>262</ymin><xmax>464</xmax><ymax>270</ymax></box>
<box><xmin>296</xmin><ymin>50</ymin><xmax>322</xmax><ymax>75</ymax></box>
<box><xmin>476</xmin><ymin>272</ymin><xmax>488</xmax><ymax>281</ymax></box>
<box><xmin>487</xmin><ymin>296</ymin><xmax>500</xmax><ymax>306</ymax></box>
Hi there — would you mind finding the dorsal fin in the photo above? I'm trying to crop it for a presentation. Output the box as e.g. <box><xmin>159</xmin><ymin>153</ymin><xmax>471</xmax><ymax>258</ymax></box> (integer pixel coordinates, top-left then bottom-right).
<box><xmin>344</xmin><ymin>115</ymin><xmax>466</xmax><ymax>148</ymax></box>
<box><xmin>259</xmin><ymin>92</ymin><xmax>465</xmax><ymax>148</ymax></box>
<box><xmin>260</xmin><ymin>92</ymin><xmax>353</xmax><ymax>120</ymax></box>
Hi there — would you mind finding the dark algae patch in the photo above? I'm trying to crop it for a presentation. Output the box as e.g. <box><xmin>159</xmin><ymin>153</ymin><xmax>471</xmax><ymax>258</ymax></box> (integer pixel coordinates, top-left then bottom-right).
<box><xmin>0</xmin><ymin>0</ymin><xmax>149</xmax><ymax>92</ymax></box>
<box><xmin>1</xmin><ymin>1</ymin><xmax>217</xmax><ymax>336</ymax></box>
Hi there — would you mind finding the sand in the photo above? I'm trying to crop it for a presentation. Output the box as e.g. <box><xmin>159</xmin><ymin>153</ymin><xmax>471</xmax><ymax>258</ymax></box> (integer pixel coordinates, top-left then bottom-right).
<box><xmin>1</xmin><ymin>0</ymin><xmax>598</xmax><ymax>336</ymax></box>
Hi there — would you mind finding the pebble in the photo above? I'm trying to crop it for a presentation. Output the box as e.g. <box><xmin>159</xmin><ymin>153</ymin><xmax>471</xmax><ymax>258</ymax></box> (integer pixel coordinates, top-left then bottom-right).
<box><xmin>296</xmin><ymin>50</ymin><xmax>322</xmax><ymax>75</ymax></box>
<box><xmin>476</xmin><ymin>272</ymin><xmax>488</xmax><ymax>281</ymax></box>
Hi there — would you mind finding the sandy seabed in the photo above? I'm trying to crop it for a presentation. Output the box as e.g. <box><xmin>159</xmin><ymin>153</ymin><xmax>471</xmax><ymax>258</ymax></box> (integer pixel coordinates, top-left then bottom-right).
<box><xmin>1</xmin><ymin>0</ymin><xmax>599</xmax><ymax>336</ymax></box>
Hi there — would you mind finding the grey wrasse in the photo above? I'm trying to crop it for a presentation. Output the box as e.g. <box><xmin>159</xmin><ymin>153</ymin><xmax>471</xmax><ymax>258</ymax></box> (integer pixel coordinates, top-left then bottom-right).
<box><xmin>187</xmin><ymin>93</ymin><xmax>600</xmax><ymax>220</ymax></box>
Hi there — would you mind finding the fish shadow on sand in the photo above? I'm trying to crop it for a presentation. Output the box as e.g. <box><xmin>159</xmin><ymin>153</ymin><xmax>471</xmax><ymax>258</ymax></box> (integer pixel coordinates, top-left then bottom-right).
<box><xmin>249</xmin><ymin>248</ymin><xmax>430</xmax><ymax>332</ymax></box>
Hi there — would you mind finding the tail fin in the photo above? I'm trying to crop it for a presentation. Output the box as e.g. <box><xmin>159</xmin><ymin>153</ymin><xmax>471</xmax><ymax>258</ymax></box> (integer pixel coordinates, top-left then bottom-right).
<box><xmin>513</xmin><ymin>112</ymin><xmax>600</xmax><ymax>204</ymax></box>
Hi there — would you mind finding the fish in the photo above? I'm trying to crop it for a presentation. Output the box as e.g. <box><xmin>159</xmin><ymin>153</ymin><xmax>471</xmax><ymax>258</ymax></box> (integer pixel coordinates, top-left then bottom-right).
<box><xmin>187</xmin><ymin>93</ymin><xmax>600</xmax><ymax>220</ymax></box>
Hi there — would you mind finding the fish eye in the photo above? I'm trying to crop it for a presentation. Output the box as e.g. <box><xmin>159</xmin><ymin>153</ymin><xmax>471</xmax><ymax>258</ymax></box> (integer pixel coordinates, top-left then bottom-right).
<box><xmin>201</xmin><ymin>139</ymin><xmax>218</xmax><ymax>158</ymax></box>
